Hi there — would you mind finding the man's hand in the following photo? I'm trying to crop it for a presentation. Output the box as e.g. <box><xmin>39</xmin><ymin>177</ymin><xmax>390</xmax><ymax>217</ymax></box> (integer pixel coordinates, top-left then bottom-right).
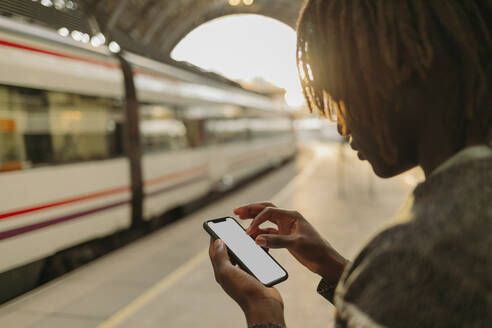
<box><xmin>235</xmin><ymin>202</ymin><xmax>348</xmax><ymax>284</ymax></box>
<box><xmin>209</xmin><ymin>238</ymin><xmax>285</xmax><ymax>326</ymax></box>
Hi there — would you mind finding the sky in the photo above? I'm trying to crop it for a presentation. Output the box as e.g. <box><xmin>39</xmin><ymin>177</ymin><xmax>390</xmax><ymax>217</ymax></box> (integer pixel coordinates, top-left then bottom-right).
<box><xmin>171</xmin><ymin>14</ymin><xmax>305</xmax><ymax>108</ymax></box>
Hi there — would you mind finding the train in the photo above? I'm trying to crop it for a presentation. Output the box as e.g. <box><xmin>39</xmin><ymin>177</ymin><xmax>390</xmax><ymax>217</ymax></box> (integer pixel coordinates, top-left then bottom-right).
<box><xmin>0</xmin><ymin>16</ymin><xmax>296</xmax><ymax>301</ymax></box>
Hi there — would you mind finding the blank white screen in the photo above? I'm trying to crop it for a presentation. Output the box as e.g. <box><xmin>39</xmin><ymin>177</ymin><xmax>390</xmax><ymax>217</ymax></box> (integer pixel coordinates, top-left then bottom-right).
<box><xmin>209</xmin><ymin>218</ymin><xmax>286</xmax><ymax>285</ymax></box>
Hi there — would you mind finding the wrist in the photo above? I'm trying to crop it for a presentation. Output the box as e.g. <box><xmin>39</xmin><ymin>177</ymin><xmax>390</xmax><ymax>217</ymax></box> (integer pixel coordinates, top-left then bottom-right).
<box><xmin>242</xmin><ymin>298</ymin><xmax>285</xmax><ymax>327</ymax></box>
<box><xmin>317</xmin><ymin>252</ymin><xmax>349</xmax><ymax>284</ymax></box>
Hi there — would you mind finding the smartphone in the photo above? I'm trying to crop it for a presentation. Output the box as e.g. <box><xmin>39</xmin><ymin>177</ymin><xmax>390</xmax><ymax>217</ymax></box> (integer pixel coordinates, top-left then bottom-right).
<box><xmin>203</xmin><ymin>217</ymin><xmax>288</xmax><ymax>287</ymax></box>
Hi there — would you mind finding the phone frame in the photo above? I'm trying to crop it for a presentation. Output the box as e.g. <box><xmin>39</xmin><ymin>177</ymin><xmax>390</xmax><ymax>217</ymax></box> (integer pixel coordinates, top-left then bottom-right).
<box><xmin>203</xmin><ymin>217</ymin><xmax>288</xmax><ymax>287</ymax></box>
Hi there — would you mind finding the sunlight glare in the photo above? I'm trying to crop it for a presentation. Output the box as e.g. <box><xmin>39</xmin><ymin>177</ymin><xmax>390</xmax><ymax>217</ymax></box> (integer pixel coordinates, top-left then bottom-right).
<box><xmin>171</xmin><ymin>15</ymin><xmax>305</xmax><ymax>109</ymax></box>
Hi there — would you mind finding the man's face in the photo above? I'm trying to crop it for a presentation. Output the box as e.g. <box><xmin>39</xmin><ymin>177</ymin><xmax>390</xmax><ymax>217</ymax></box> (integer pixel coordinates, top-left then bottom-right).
<box><xmin>342</xmin><ymin>106</ymin><xmax>418</xmax><ymax>178</ymax></box>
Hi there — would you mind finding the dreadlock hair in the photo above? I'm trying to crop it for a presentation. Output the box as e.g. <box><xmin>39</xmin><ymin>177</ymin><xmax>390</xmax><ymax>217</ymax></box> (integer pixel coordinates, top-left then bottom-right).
<box><xmin>297</xmin><ymin>0</ymin><xmax>492</xmax><ymax>163</ymax></box>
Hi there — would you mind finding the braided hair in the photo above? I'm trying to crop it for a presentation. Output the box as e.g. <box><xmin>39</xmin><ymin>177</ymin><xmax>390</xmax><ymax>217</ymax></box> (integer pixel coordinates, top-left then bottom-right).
<box><xmin>297</xmin><ymin>0</ymin><xmax>492</xmax><ymax>161</ymax></box>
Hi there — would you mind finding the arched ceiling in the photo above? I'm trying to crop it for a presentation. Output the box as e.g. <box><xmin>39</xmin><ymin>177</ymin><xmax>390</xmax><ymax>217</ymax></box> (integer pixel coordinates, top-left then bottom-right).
<box><xmin>0</xmin><ymin>0</ymin><xmax>304</xmax><ymax>84</ymax></box>
<box><xmin>81</xmin><ymin>0</ymin><xmax>304</xmax><ymax>56</ymax></box>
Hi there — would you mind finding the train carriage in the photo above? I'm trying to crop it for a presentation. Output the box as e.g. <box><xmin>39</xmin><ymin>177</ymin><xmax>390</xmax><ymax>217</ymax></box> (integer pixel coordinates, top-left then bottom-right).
<box><xmin>0</xmin><ymin>16</ymin><xmax>296</xmax><ymax>300</ymax></box>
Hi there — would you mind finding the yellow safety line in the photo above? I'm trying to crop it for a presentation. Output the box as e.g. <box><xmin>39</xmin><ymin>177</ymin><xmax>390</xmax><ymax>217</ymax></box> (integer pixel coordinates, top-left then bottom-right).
<box><xmin>97</xmin><ymin>250</ymin><xmax>208</xmax><ymax>328</ymax></box>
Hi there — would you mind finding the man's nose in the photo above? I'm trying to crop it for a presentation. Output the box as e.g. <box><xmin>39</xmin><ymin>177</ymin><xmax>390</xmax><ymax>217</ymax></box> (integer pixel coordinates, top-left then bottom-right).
<box><xmin>337</xmin><ymin>123</ymin><xmax>351</xmax><ymax>136</ymax></box>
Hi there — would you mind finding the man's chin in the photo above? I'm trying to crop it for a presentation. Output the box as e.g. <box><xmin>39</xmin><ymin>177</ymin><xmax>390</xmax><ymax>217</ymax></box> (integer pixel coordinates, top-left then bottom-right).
<box><xmin>370</xmin><ymin>162</ymin><xmax>402</xmax><ymax>179</ymax></box>
<box><xmin>370</xmin><ymin>161</ymin><xmax>416</xmax><ymax>179</ymax></box>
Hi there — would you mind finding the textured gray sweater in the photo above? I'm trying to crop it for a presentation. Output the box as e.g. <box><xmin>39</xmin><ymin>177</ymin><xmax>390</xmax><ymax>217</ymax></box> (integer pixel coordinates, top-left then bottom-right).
<box><xmin>251</xmin><ymin>145</ymin><xmax>492</xmax><ymax>328</ymax></box>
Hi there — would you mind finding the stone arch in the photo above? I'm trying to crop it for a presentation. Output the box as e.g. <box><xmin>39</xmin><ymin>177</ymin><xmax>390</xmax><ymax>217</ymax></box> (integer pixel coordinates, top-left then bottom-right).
<box><xmin>83</xmin><ymin>0</ymin><xmax>303</xmax><ymax>56</ymax></box>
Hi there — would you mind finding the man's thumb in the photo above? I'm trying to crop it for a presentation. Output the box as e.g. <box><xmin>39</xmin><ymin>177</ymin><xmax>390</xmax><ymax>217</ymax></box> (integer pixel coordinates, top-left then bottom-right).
<box><xmin>213</xmin><ymin>240</ymin><xmax>230</xmax><ymax>269</ymax></box>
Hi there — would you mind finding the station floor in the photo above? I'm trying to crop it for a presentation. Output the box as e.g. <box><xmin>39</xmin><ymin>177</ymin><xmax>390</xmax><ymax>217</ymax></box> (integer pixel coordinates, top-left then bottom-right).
<box><xmin>0</xmin><ymin>141</ymin><xmax>422</xmax><ymax>328</ymax></box>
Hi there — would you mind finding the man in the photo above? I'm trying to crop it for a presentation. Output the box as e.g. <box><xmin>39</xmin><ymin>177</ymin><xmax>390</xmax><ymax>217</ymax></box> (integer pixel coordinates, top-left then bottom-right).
<box><xmin>209</xmin><ymin>1</ymin><xmax>492</xmax><ymax>327</ymax></box>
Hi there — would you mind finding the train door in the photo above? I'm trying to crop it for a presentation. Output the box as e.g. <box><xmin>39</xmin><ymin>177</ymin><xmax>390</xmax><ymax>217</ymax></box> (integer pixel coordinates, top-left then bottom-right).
<box><xmin>139</xmin><ymin>106</ymin><xmax>212</xmax><ymax>220</ymax></box>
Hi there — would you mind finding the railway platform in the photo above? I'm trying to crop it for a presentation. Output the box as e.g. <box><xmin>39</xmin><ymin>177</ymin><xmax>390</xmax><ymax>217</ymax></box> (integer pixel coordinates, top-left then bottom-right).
<box><xmin>0</xmin><ymin>142</ymin><xmax>420</xmax><ymax>328</ymax></box>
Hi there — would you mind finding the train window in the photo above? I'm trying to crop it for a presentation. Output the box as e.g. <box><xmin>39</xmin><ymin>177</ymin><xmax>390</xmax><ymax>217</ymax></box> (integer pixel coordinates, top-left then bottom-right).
<box><xmin>0</xmin><ymin>119</ymin><xmax>24</xmax><ymax>172</ymax></box>
<box><xmin>140</xmin><ymin>105</ymin><xmax>187</xmax><ymax>153</ymax></box>
<box><xmin>183</xmin><ymin>119</ymin><xmax>208</xmax><ymax>148</ymax></box>
<box><xmin>205</xmin><ymin>119</ymin><xmax>249</xmax><ymax>144</ymax></box>
<box><xmin>48</xmin><ymin>92</ymin><xmax>124</xmax><ymax>163</ymax></box>
<box><xmin>0</xmin><ymin>87</ymin><xmax>25</xmax><ymax>172</ymax></box>
<box><xmin>249</xmin><ymin>118</ymin><xmax>291</xmax><ymax>140</ymax></box>
<box><xmin>0</xmin><ymin>84</ymin><xmax>124</xmax><ymax>173</ymax></box>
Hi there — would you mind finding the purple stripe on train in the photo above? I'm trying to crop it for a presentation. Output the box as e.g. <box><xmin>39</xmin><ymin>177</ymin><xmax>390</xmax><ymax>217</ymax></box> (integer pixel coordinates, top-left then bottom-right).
<box><xmin>0</xmin><ymin>175</ymin><xmax>208</xmax><ymax>241</ymax></box>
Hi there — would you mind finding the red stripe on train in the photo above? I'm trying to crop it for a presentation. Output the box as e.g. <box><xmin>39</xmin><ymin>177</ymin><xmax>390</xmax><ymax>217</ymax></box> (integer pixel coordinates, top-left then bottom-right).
<box><xmin>0</xmin><ymin>186</ymin><xmax>130</xmax><ymax>220</ymax></box>
<box><xmin>144</xmin><ymin>165</ymin><xmax>208</xmax><ymax>187</ymax></box>
<box><xmin>0</xmin><ymin>38</ymin><xmax>180</xmax><ymax>81</ymax></box>
<box><xmin>0</xmin><ymin>39</ymin><xmax>118</xmax><ymax>69</ymax></box>
<box><xmin>0</xmin><ymin>165</ymin><xmax>209</xmax><ymax>221</ymax></box>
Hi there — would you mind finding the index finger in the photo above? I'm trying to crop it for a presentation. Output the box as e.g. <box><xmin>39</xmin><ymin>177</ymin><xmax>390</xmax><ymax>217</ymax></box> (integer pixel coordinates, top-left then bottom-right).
<box><xmin>248</xmin><ymin>207</ymin><xmax>298</xmax><ymax>233</ymax></box>
<box><xmin>234</xmin><ymin>202</ymin><xmax>276</xmax><ymax>219</ymax></box>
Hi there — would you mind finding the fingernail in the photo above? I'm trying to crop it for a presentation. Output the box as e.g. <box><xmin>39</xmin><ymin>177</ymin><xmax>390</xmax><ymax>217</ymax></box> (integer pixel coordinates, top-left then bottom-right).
<box><xmin>216</xmin><ymin>239</ymin><xmax>224</xmax><ymax>250</ymax></box>
<box><xmin>256</xmin><ymin>238</ymin><xmax>266</xmax><ymax>247</ymax></box>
